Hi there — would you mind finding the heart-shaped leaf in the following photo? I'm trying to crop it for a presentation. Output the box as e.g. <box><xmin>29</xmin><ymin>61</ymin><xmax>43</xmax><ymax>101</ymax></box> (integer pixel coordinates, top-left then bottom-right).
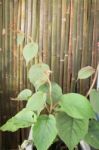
<box><xmin>78</xmin><ymin>66</ymin><xmax>95</xmax><ymax>79</ymax></box>
<box><xmin>33</xmin><ymin>114</ymin><xmax>57</xmax><ymax>150</ymax></box>
<box><xmin>56</xmin><ymin>112</ymin><xmax>89</xmax><ymax>150</ymax></box>
<box><xmin>23</xmin><ymin>42</ymin><xmax>38</xmax><ymax>64</ymax></box>
<box><xmin>59</xmin><ymin>93</ymin><xmax>94</xmax><ymax>119</ymax></box>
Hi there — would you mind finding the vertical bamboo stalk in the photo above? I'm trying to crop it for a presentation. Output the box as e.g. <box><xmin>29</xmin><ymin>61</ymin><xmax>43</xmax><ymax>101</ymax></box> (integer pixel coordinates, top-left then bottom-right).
<box><xmin>2</xmin><ymin>0</ymin><xmax>6</xmax><ymax>129</ymax></box>
<box><xmin>80</xmin><ymin>0</ymin><xmax>89</xmax><ymax>94</ymax></box>
<box><xmin>24</xmin><ymin>0</ymin><xmax>29</xmax><ymax>89</ymax></box>
<box><xmin>9</xmin><ymin>1</ymin><xmax>14</xmax><ymax>95</ymax></box>
<box><xmin>13</xmin><ymin>0</ymin><xmax>20</xmax><ymax>147</ymax></box>
<box><xmin>17</xmin><ymin>0</ymin><xmax>21</xmax><ymax>93</ymax></box>
<box><xmin>38</xmin><ymin>0</ymin><xmax>44</xmax><ymax>63</ymax></box>
<box><xmin>48</xmin><ymin>0</ymin><xmax>52</xmax><ymax>68</ymax></box>
<box><xmin>0</xmin><ymin>0</ymin><xmax>2</xmax><ymax>148</ymax></box>
<box><xmin>56</xmin><ymin>0</ymin><xmax>62</xmax><ymax>84</ymax></box>
<box><xmin>91</xmin><ymin>0</ymin><xmax>97</xmax><ymax>68</ymax></box>
<box><xmin>59</xmin><ymin>0</ymin><xmax>66</xmax><ymax>87</ymax></box>
<box><xmin>87</xmin><ymin>0</ymin><xmax>93</xmax><ymax>65</ymax></box>
<box><xmin>0</xmin><ymin>5</ymin><xmax>6</xmax><ymax>147</ymax></box>
<box><xmin>96</xmin><ymin>0</ymin><xmax>99</xmax><ymax>63</ymax></box>
<box><xmin>76</xmin><ymin>0</ymin><xmax>84</xmax><ymax>93</ymax></box>
<box><xmin>32</xmin><ymin>0</ymin><xmax>37</xmax><ymax>42</ymax></box>
<box><xmin>67</xmin><ymin>0</ymin><xmax>73</xmax><ymax>92</ymax></box>
<box><xmin>63</xmin><ymin>0</ymin><xmax>70</xmax><ymax>92</ymax></box>
<box><xmin>71</xmin><ymin>0</ymin><xmax>78</xmax><ymax>92</ymax></box>
<box><xmin>43</xmin><ymin>0</ymin><xmax>48</xmax><ymax>63</ymax></box>
<box><xmin>2</xmin><ymin>0</ymin><xmax>10</xmax><ymax>147</ymax></box>
<box><xmin>20</xmin><ymin>0</ymin><xmax>26</xmax><ymax>141</ymax></box>
<box><xmin>20</xmin><ymin>0</ymin><xmax>26</xmax><ymax>91</ymax></box>
<box><xmin>81</xmin><ymin>0</ymin><xmax>88</xmax><ymax>67</ymax></box>
<box><xmin>51</xmin><ymin>0</ymin><xmax>57</xmax><ymax>81</ymax></box>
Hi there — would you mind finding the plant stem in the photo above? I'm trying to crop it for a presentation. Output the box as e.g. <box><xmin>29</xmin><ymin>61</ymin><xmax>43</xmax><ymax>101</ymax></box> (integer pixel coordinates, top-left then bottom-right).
<box><xmin>86</xmin><ymin>63</ymin><xmax>99</xmax><ymax>97</ymax></box>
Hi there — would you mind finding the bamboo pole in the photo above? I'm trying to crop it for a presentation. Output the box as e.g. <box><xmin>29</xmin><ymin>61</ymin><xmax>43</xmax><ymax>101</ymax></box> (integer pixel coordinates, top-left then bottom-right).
<box><xmin>67</xmin><ymin>0</ymin><xmax>73</xmax><ymax>92</ymax></box>
<box><xmin>48</xmin><ymin>0</ymin><xmax>52</xmax><ymax>68</ymax></box>
<box><xmin>56</xmin><ymin>0</ymin><xmax>62</xmax><ymax>84</ymax></box>
<box><xmin>96</xmin><ymin>0</ymin><xmax>99</xmax><ymax>63</ymax></box>
<box><xmin>20</xmin><ymin>0</ymin><xmax>27</xmax><ymax>141</ymax></box>
<box><xmin>63</xmin><ymin>0</ymin><xmax>70</xmax><ymax>92</ymax></box>
<box><xmin>0</xmin><ymin>0</ymin><xmax>2</xmax><ymax>148</ymax></box>
<box><xmin>80</xmin><ymin>0</ymin><xmax>88</xmax><ymax>94</ymax></box>
<box><xmin>38</xmin><ymin>0</ymin><xmax>44</xmax><ymax>63</ymax></box>
<box><xmin>2</xmin><ymin>0</ymin><xmax>6</xmax><ymax>124</ymax></box>
<box><xmin>43</xmin><ymin>0</ymin><xmax>48</xmax><ymax>63</ymax></box>
<box><xmin>76</xmin><ymin>0</ymin><xmax>83</xmax><ymax>93</ymax></box>
<box><xmin>91</xmin><ymin>0</ymin><xmax>97</xmax><ymax>68</ymax></box>
<box><xmin>51</xmin><ymin>0</ymin><xmax>57</xmax><ymax>81</ymax></box>
<box><xmin>59</xmin><ymin>0</ymin><xmax>66</xmax><ymax>87</ymax></box>
<box><xmin>32</xmin><ymin>0</ymin><xmax>37</xmax><ymax>42</ymax></box>
<box><xmin>71</xmin><ymin>0</ymin><xmax>78</xmax><ymax>92</ymax></box>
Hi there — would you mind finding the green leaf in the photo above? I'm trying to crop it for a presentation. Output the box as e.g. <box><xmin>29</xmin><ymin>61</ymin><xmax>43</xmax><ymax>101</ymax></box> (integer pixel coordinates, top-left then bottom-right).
<box><xmin>56</xmin><ymin>112</ymin><xmax>89</xmax><ymax>150</ymax></box>
<box><xmin>84</xmin><ymin>119</ymin><xmax>99</xmax><ymax>149</ymax></box>
<box><xmin>17</xmin><ymin>89</ymin><xmax>32</xmax><ymax>101</ymax></box>
<box><xmin>38</xmin><ymin>82</ymin><xmax>62</xmax><ymax>104</ymax></box>
<box><xmin>78</xmin><ymin>66</ymin><xmax>95</xmax><ymax>79</ymax></box>
<box><xmin>33</xmin><ymin>114</ymin><xmax>57</xmax><ymax>150</ymax></box>
<box><xmin>28</xmin><ymin>63</ymin><xmax>50</xmax><ymax>89</ymax></box>
<box><xmin>90</xmin><ymin>89</ymin><xmax>99</xmax><ymax>113</ymax></box>
<box><xmin>59</xmin><ymin>93</ymin><xmax>94</xmax><ymax>119</ymax></box>
<box><xmin>0</xmin><ymin>108</ymin><xmax>36</xmax><ymax>132</ymax></box>
<box><xmin>26</xmin><ymin>91</ymin><xmax>46</xmax><ymax>113</ymax></box>
<box><xmin>17</xmin><ymin>33</ymin><xmax>24</xmax><ymax>46</ymax></box>
<box><xmin>23</xmin><ymin>42</ymin><xmax>38</xmax><ymax>64</ymax></box>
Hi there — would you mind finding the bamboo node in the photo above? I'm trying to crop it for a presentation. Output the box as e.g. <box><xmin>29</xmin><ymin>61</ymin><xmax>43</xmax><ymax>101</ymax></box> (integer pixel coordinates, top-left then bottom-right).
<box><xmin>60</xmin><ymin>59</ymin><xmax>64</xmax><ymax>62</ymax></box>
<box><xmin>62</xmin><ymin>18</ymin><xmax>66</xmax><ymax>22</ymax></box>
<box><xmin>66</xmin><ymin>11</ymin><xmax>70</xmax><ymax>14</ymax></box>
<box><xmin>65</xmin><ymin>54</ymin><xmax>68</xmax><ymax>57</ymax></box>
<box><xmin>2</xmin><ymin>28</ymin><xmax>6</xmax><ymax>35</ymax></box>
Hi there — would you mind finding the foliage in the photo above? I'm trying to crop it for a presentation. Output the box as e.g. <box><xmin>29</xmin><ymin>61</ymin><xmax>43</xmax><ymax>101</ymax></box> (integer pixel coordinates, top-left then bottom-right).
<box><xmin>77</xmin><ymin>66</ymin><xmax>95</xmax><ymax>79</ymax></box>
<box><xmin>0</xmin><ymin>41</ymin><xmax>99</xmax><ymax>150</ymax></box>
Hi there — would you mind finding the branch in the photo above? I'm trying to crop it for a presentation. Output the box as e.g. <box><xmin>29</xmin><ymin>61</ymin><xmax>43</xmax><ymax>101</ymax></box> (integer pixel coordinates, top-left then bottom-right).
<box><xmin>86</xmin><ymin>64</ymin><xmax>99</xmax><ymax>97</ymax></box>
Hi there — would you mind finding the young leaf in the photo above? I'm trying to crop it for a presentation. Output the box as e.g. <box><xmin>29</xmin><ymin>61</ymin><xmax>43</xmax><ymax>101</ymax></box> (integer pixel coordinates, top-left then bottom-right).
<box><xmin>56</xmin><ymin>112</ymin><xmax>89</xmax><ymax>150</ymax></box>
<box><xmin>0</xmin><ymin>108</ymin><xmax>36</xmax><ymax>132</ymax></box>
<box><xmin>59</xmin><ymin>93</ymin><xmax>94</xmax><ymax>119</ymax></box>
<box><xmin>17</xmin><ymin>33</ymin><xmax>24</xmax><ymax>46</ymax></box>
<box><xmin>26</xmin><ymin>91</ymin><xmax>46</xmax><ymax>113</ymax></box>
<box><xmin>78</xmin><ymin>66</ymin><xmax>95</xmax><ymax>79</ymax></box>
<box><xmin>28</xmin><ymin>63</ymin><xmax>50</xmax><ymax>89</ymax></box>
<box><xmin>84</xmin><ymin>120</ymin><xmax>99</xmax><ymax>149</ymax></box>
<box><xmin>33</xmin><ymin>115</ymin><xmax>57</xmax><ymax>150</ymax></box>
<box><xmin>17</xmin><ymin>89</ymin><xmax>32</xmax><ymax>101</ymax></box>
<box><xmin>90</xmin><ymin>89</ymin><xmax>99</xmax><ymax>113</ymax></box>
<box><xmin>23</xmin><ymin>42</ymin><xmax>38</xmax><ymax>64</ymax></box>
<box><xmin>38</xmin><ymin>82</ymin><xmax>62</xmax><ymax>104</ymax></box>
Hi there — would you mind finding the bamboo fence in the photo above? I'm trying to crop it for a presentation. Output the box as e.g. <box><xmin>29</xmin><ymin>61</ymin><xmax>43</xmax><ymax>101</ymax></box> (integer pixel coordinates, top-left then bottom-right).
<box><xmin>0</xmin><ymin>0</ymin><xmax>99</xmax><ymax>149</ymax></box>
